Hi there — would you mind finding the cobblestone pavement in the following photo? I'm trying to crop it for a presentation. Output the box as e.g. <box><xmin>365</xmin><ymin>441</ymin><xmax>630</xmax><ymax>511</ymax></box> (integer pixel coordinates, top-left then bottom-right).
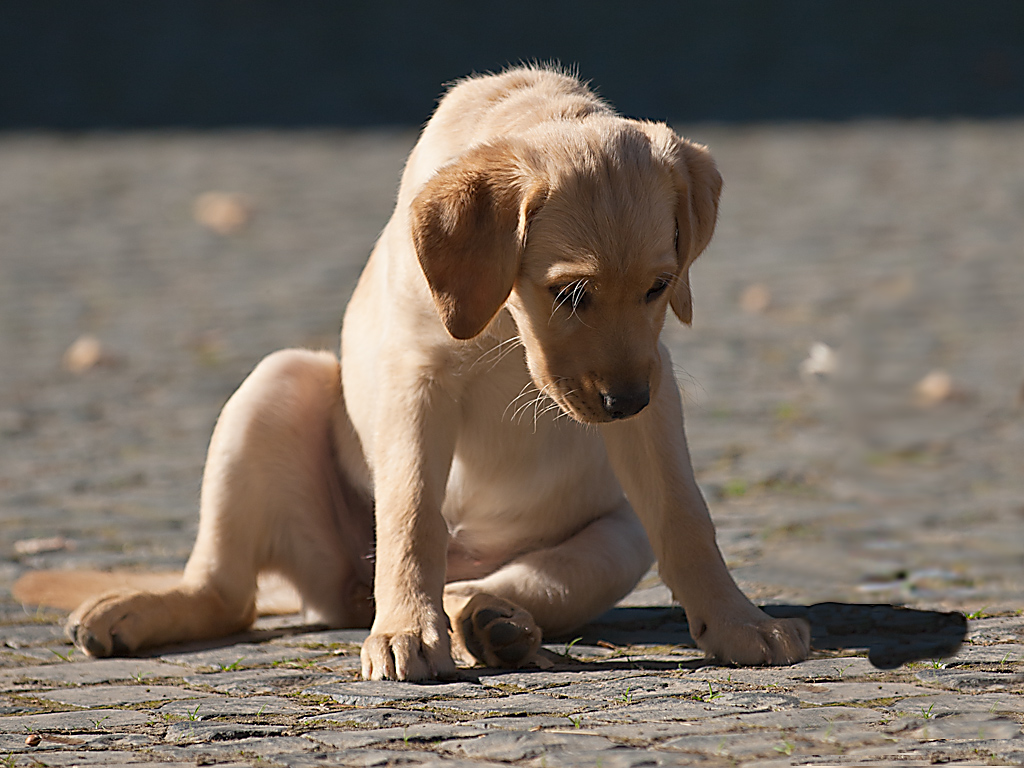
<box><xmin>1</xmin><ymin>123</ymin><xmax>1023</xmax><ymax>766</ymax></box>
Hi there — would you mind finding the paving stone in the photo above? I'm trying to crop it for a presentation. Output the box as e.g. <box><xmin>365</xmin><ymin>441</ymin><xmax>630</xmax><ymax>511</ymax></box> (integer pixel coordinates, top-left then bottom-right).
<box><xmin>158</xmin><ymin>693</ymin><xmax>317</xmax><ymax>719</ymax></box>
<box><xmin>0</xmin><ymin>750</ymin><xmax>185</xmax><ymax>767</ymax></box>
<box><xmin>966</xmin><ymin>617</ymin><xmax>1024</xmax><ymax>644</ymax></box>
<box><xmin>970</xmin><ymin>739</ymin><xmax>1024</xmax><ymax>765</ymax></box>
<box><xmin>0</xmin><ymin>659</ymin><xmax>186</xmax><ymax>689</ymax></box>
<box><xmin>305</xmin><ymin>724</ymin><xmax>483</xmax><ymax>750</ymax></box>
<box><xmin>579</xmin><ymin>694</ymin><xmax>788</xmax><ymax>724</ymax></box>
<box><xmin>0</xmin><ymin>702</ymin><xmax>39</xmax><ymax>716</ymax></box>
<box><xmin>949</xmin><ymin>643</ymin><xmax>1024</xmax><ymax>663</ymax></box>
<box><xmin>157</xmin><ymin>641</ymin><xmax>325</xmax><ymax>670</ymax></box>
<box><xmin>184</xmin><ymin>668</ymin><xmax>344</xmax><ymax>695</ymax></box>
<box><xmin>784</xmin><ymin>721</ymin><xmax>896</xmax><ymax>752</ymax></box>
<box><xmin>304</xmin><ymin>706</ymin><xmax>431</xmax><ymax>727</ymax></box>
<box><xmin>164</xmin><ymin>720</ymin><xmax>288</xmax><ymax>744</ymax></box>
<box><xmin>475</xmin><ymin>714</ymin><xmax>582</xmax><ymax>730</ymax></box>
<box><xmin>723</xmin><ymin>705</ymin><xmax>888</xmax><ymax>731</ymax></box>
<box><xmin>689</xmin><ymin>655</ymin><xmax>878</xmax><ymax>683</ymax></box>
<box><xmin>416</xmin><ymin>692</ymin><xmax>600</xmax><ymax>717</ymax></box>
<box><xmin>478</xmin><ymin>668</ymin><xmax>638</xmax><ymax>691</ymax></box>
<box><xmin>887</xmin><ymin>692</ymin><xmax>1020</xmax><ymax>717</ymax></box>
<box><xmin>0</xmin><ymin>708</ymin><xmax>151</xmax><ymax>732</ymax></box>
<box><xmin>794</xmin><ymin>681</ymin><xmax>940</xmax><ymax>705</ymax></box>
<box><xmin>34</xmin><ymin>683</ymin><xmax>212</xmax><ymax>707</ymax></box>
<box><xmin>281</xmin><ymin>750</ymin><xmax>437</xmax><ymax>767</ymax></box>
<box><xmin>581</xmin><ymin>691</ymin><xmax>799</xmax><ymax>723</ymax></box>
<box><xmin>549</xmin><ymin>752</ymin><xmax>705</xmax><ymax>768</ymax></box>
<box><xmin>898</xmin><ymin>713</ymin><xmax>1022</xmax><ymax>741</ymax></box>
<box><xmin>0</xmin><ymin>733</ymin><xmax>156</xmax><ymax>752</ymax></box>
<box><xmin>659</xmin><ymin>729</ymin><xmax>820</xmax><ymax>759</ymax></box>
<box><xmin>914</xmin><ymin>666</ymin><xmax>1024</xmax><ymax>691</ymax></box>
<box><xmin>3</xmin><ymin>647</ymin><xmax>86</xmax><ymax>665</ymax></box>
<box><xmin>304</xmin><ymin>680</ymin><xmax>493</xmax><ymax>706</ymax></box>
<box><xmin>440</xmin><ymin>730</ymin><xmax>617</xmax><ymax>760</ymax></box>
<box><xmin>535</xmin><ymin>674</ymin><xmax>707</xmax><ymax>702</ymax></box>
<box><xmin>155</xmin><ymin>736</ymin><xmax>318</xmax><ymax>763</ymax></box>
<box><xmin>273</xmin><ymin>628</ymin><xmax>371</xmax><ymax>648</ymax></box>
<box><xmin>0</xmin><ymin>623</ymin><xmax>68</xmax><ymax>648</ymax></box>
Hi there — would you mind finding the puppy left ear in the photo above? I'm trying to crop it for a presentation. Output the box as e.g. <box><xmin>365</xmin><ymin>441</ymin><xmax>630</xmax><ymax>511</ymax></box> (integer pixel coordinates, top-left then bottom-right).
<box><xmin>411</xmin><ymin>141</ymin><xmax>545</xmax><ymax>340</ymax></box>
<box><xmin>640</xmin><ymin>124</ymin><xmax>723</xmax><ymax>325</ymax></box>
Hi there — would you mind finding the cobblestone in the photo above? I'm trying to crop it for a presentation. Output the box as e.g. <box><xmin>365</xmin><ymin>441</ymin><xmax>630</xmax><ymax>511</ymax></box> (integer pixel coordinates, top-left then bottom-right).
<box><xmin>2</xmin><ymin>123</ymin><xmax>1024</xmax><ymax>765</ymax></box>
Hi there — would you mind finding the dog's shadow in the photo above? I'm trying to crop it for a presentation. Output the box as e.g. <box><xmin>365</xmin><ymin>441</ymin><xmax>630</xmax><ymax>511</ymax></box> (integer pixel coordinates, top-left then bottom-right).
<box><xmin>551</xmin><ymin>602</ymin><xmax>967</xmax><ymax>671</ymax></box>
<box><xmin>149</xmin><ymin>602</ymin><xmax>966</xmax><ymax>674</ymax></box>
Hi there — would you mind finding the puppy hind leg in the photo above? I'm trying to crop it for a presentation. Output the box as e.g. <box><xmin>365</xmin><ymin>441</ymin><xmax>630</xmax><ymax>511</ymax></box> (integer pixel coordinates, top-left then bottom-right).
<box><xmin>70</xmin><ymin>349</ymin><xmax>368</xmax><ymax>656</ymax></box>
<box><xmin>443</xmin><ymin>503</ymin><xmax>653</xmax><ymax>668</ymax></box>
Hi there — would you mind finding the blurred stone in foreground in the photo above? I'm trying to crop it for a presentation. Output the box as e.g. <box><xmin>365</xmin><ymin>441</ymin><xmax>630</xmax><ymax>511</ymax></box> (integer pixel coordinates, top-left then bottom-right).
<box><xmin>193</xmin><ymin>191</ymin><xmax>251</xmax><ymax>235</ymax></box>
<box><xmin>914</xmin><ymin>370</ymin><xmax>954</xmax><ymax>407</ymax></box>
<box><xmin>739</xmin><ymin>283</ymin><xmax>771</xmax><ymax>314</ymax></box>
<box><xmin>62</xmin><ymin>335</ymin><xmax>103</xmax><ymax>373</ymax></box>
<box><xmin>799</xmin><ymin>342</ymin><xmax>837</xmax><ymax>382</ymax></box>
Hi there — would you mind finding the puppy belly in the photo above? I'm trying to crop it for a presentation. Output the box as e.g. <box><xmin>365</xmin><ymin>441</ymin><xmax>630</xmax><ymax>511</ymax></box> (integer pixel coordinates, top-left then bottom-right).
<box><xmin>444</xmin><ymin>538</ymin><xmax>508</xmax><ymax>582</ymax></box>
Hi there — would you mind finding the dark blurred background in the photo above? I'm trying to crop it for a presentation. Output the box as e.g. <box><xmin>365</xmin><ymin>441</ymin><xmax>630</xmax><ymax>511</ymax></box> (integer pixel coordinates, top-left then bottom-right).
<box><xmin>2</xmin><ymin>0</ymin><xmax>1023</xmax><ymax>130</ymax></box>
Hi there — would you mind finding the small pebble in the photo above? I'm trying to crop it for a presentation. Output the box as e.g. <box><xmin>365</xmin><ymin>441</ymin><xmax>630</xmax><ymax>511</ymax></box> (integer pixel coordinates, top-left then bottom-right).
<box><xmin>194</xmin><ymin>191</ymin><xmax>251</xmax><ymax>235</ymax></box>
<box><xmin>915</xmin><ymin>369</ymin><xmax>953</xmax><ymax>406</ymax></box>
<box><xmin>799</xmin><ymin>341</ymin><xmax>837</xmax><ymax>380</ymax></box>
<box><xmin>739</xmin><ymin>283</ymin><xmax>771</xmax><ymax>314</ymax></box>
<box><xmin>14</xmin><ymin>535</ymin><xmax>77</xmax><ymax>555</ymax></box>
<box><xmin>63</xmin><ymin>334</ymin><xmax>102</xmax><ymax>373</ymax></box>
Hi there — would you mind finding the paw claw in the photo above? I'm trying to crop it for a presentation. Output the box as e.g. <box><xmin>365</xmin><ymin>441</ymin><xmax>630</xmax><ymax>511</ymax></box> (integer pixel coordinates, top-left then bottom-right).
<box><xmin>360</xmin><ymin>623</ymin><xmax>455</xmax><ymax>682</ymax></box>
<box><xmin>694</xmin><ymin>610</ymin><xmax>811</xmax><ymax>667</ymax></box>
<box><xmin>77</xmin><ymin>628</ymin><xmax>111</xmax><ymax>658</ymax></box>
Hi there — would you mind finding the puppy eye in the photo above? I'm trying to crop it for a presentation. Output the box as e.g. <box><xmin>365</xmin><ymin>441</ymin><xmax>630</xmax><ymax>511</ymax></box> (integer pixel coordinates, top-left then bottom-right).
<box><xmin>550</xmin><ymin>281</ymin><xmax>590</xmax><ymax>312</ymax></box>
<box><xmin>645</xmin><ymin>278</ymin><xmax>670</xmax><ymax>303</ymax></box>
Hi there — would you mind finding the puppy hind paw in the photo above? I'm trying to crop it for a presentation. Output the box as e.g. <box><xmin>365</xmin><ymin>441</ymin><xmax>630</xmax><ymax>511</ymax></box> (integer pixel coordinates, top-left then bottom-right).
<box><xmin>457</xmin><ymin>594</ymin><xmax>541</xmax><ymax>668</ymax></box>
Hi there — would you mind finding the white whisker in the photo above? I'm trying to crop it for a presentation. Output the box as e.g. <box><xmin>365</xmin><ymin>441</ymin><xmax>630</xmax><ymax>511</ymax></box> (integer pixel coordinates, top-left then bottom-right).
<box><xmin>512</xmin><ymin>392</ymin><xmax>546</xmax><ymax>424</ymax></box>
<box><xmin>472</xmin><ymin>335</ymin><xmax>523</xmax><ymax>371</ymax></box>
<box><xmin>503</xmin><ymin>381</ymin><xmax>539</xmax><ymax>421</ymax></box>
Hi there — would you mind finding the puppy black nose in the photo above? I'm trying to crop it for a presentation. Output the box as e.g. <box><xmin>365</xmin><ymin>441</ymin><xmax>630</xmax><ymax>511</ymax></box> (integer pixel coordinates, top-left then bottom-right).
<box><xmin>600</xmin><ymin>387</ymin><xmax>650</xmax><ymax>420</ymax></box>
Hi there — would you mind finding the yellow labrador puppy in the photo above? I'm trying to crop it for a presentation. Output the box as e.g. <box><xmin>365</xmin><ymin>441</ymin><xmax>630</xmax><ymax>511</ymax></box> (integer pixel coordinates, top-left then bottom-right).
<box><xmin>41</xmin><ymin>66</ymin><xmax>810</xmax><ymax>679</ymax></box>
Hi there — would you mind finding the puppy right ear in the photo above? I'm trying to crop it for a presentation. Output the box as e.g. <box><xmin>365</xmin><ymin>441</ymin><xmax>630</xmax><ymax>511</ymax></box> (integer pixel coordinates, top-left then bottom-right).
<box><xmin>411</xmin><ymin>142</ymin><xmax>546</xmax><ymax>340</ymax></box>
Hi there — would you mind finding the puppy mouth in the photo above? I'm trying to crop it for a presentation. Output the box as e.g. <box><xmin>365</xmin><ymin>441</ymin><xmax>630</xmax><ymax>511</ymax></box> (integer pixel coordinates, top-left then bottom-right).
<box><xmin>542</xmin><ymin>380</ymin><xmax>649</xmax><ymax>425</ymax></box>
<box><xmin>552</xmin><ymin>388</ymin><xmax>610</xmax><ymax>425</ymax></box>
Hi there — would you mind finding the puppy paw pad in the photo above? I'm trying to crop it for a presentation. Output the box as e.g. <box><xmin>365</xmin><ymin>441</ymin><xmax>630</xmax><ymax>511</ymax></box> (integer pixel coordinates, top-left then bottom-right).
<box><xmin>458</xmin><ymin>594</ymin><xmax>541</xmax><ymax>669</ymax></box>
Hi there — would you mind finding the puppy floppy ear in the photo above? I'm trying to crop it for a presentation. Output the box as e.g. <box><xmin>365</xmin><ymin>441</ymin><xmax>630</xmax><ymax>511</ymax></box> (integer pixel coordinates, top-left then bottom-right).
<box><xmin>640</xmin><ymin>124</ymin><xmax>723</xmax><ymax>325</ymax></box>
<box><xmin>411</xmin><ymin>142</ymin><xmax>545</xmax><ymax>340</ymax></box>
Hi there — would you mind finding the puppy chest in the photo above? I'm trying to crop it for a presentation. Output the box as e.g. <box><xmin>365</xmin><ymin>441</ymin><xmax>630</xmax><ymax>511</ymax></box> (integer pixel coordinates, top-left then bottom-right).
<box><xmin>441</xmin><ymin>428</ymin><xmax>622</xmax><ymax>548</ymax></box>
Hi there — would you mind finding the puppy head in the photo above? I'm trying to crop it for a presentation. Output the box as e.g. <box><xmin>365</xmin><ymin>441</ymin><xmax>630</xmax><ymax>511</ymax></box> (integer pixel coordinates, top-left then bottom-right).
<box><xmin>411</xmin><ymin>121</ymin><xmax>721</xmax><ymax>424</ymax></box>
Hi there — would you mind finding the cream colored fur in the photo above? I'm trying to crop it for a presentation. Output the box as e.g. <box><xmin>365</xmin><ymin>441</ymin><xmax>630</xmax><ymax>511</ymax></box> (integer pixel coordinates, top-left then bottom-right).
<box><xmin>14</xmin><ymin>66</ymin><xmax>810</xmax><ymax>679</ymax></box>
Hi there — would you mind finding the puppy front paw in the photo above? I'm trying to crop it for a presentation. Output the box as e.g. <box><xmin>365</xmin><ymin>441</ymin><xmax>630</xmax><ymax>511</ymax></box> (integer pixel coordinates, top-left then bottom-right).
<box><xmin>361</xmin><ymin>612</ymin><xmax>456</xmax><ymax>681</ymax></box>
<box><xmin>692</xmin><ymin>608</ymin><xmax>810</xmax><ymax>666</ymax></box>
<box><xmin>452</xmin><ymin>593</ymin><xmax>541</xmax><ymax>669</ymax></box>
